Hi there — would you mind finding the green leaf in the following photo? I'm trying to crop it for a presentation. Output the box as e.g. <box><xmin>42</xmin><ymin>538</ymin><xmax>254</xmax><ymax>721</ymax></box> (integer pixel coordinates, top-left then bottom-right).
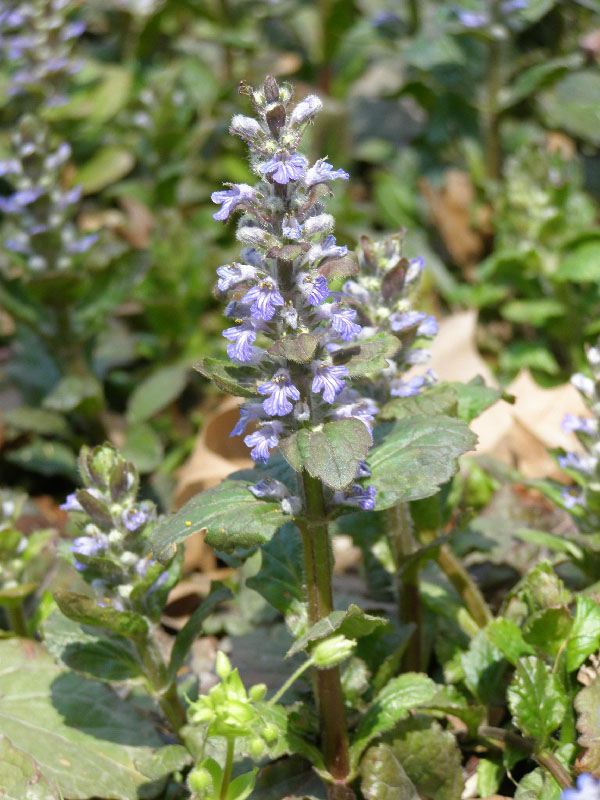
<box><xmin>45</xmin><ymin>64</ymin><xmax>132</xmax><ymax>124</ymax></box>
<box><xmin>515</xmin><ymin>766</ymin><xmax>561</xmax><ymax>800</ymax></box>
<box><xmin>461</xmin><ymin>631</ymin><xmax>507</xmax><ymax>706</ymax></box>
<box><xmin>523</xmin><ymin>607</ymin><xmax>573</xmax><ymax>660</ymax></box>
<box><xmin>381</xmin><ymin>717</ymin><xmax>464</xmax><ymax>800</ymax></box>
<box><xmin>380</xmin><ymin>384</ymin><xmax>458</xmax><ymax>420</ymax></box>
<box><xmin>246</xmin><ymin>523</ymin><xmax>305</xmax><ymax>618</ymax></box>
<box><xmin>126</xmin><ymin>364</ymin><xmax>189</xmax><ymax>424</ymax></box>
<box><xmin>332</xmin><ymin>334</ymin><xmax>400</xmax><ymax>376</ymax></box>
<box><xmin>6</xmin><ymin>439</ymin><xmax>78</xmax><ymax>481</ymax></box>
<box><xmin>0</xmin><ymin>734</ymin><xmax>60</xmax><ymax>800</ymax></box>
<box><xmin>75</xmin><ymin>146</ymin><xmax>135</xmax><ymax>195</ymax></box>
<box><xmin>279</xmin><ymin>419</ymin><xmax>371</xmax><ymax>491</ymax></box>
<box><xmin>368</xmin><ymin>415</ymin><xmax>477</xmax><ymax>510</ymax></box>
<box><xmin>0</xmin><ymin>583</ymin><xmax>39</xmax><ymax>607</ymax></box>
<box><xmin>252</xmin><ymin>755</ymin><xmax>325</xmax><ymax>800</ymax></box>
<box><xmin>53</xmin><ymin>590</ymin><xmax>149</xmax><ymax>640</ymax></box>
<box><xmin>2</xmin><ymin>407</ymin><xmax>70</xmax><ymax>438</ymax></box>
<box><xmin>500</xmin><ymin>55</ymin><xmax>582</xmax><ymax>110</ymax></box>
<box><xmin>360</xmin><ymin>743</ymin><xmax>418</xmax><ymax>800</ymax></box>
<box><xmin>42</xmin><ymin>610</ymin><xmax>143</xmax><ymax>682</ymax></box>
<box><xmin>500</xmin><ymin>342</ymin><xmax>560</xmax><ymax>375</ymax></box>
<box><xmin>121</xmin><ymin>423</ymin><xmax>163</xmax><ymax>474</ymax></box>
<box><xmin>43</xmin><ymin>374</ymin><xmax>102</xmax><ymax>412</ymax></box>
<box><xmin>194</xmin><ymin>358</ymin><xmax>260</xmax><ymax>398</ymax></box>
<box><xmin>149</xmin><ymin>477</ymin><xmax>292</xmax><ymax>558</ymax></box>
<box><xmin>500</xmin><ymin>298</ymin><xmax>565</xmax><ymax>325</ymax></box>
<box><xmin>450</xmin><ymin>377</ymin><xmax>503</xmax><ymax>422</ymax></box>
<box><xmin>575</xmin><ymin>676</ymin><xmax>600</xmax><ymax>774</ymax></box>
<box><xmin>287</xmin><ymin>605</ymin><xmax>389</xmax><ymax>658</ymax></box>
<box><xmin>268</xmin><ymin>334</ymin><xmax>319</xmax><ymax>363</ymax></box>
<box><xmin>539</xmin><ymin>70</ymin><xmax>600</xmax><ymax>146</ymax></box>
<box><xmin>485</xmin><ymin>618</ymin><xmax>535</xmax><ymax>665</ymax></box>
<box><xmin>168</xmin><ymin>585</ymin><xmax>231</xmax><ymax>681</ymax></box>
<box><xmin>0</xmin><ymin>638</ymin><xmax>173</xmax><ymax>800</ymax></box>
<box><xmin>226</xmin><ymin>768</ymin><xmax>257</xmax><ymax>800</ymax></box>
<box><xmin>555</xmin><ymin>240</ymin><xmax>600</xmax><ymax>282</ymax></box>
<box><xmin>507</xmin><ymin>656</ymin><xmax>567</xmax><ymax>746</ymax></box>
<box><xmin>350</xmin><ymin>673</ymin><xmax>438</xmax><ymax>767</ymax></box>
<box><xmin>566</xmin><ymin>596</ymin><xmax>600</xmax><ymax>672</ymax></box>
<box><xmin>421</xmin><ymin>686</ymin><xmax>486</xmax><ymax>737</ymax></box>
<box><xmin>477</xmin><ymin>758</ymin><xmax>504</xmax><ymax>799</ymax></box>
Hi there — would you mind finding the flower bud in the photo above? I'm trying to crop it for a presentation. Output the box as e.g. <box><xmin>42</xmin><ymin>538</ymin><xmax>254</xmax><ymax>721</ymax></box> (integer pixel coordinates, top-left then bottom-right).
<box><xmin>230</xmin><ymin>115</ymin><xmax>263</xmax><ymax>141</ymax></box>
<box><xmin>303</xmin><ymin>213</ymin><xmax>334</xmax><ymax>236</ymax></box>
<box><xmin>250</xmin><ymin>737</ymin><xmax>264</xmax><ymax>758</ymax></box>
<box><xmin>187</xmin><ymin>767</ymin><xmax>212</xmax><ymax>795</ymax></box>
<box><xmin>289</xmin><ymin>95</ymin><xmax>323</xmax><ymax>126</ymax></box>
<box><xmin>215</xmin><ymin>650</ymin><xmax>232</xmax><ymax>679</ymax></box>
<box><xmin>261</xmin><ymin>723</ymin><xmax>279</xmax><ymax>745</ymax></box>
<box><xmin>249</xmin><ymin>683</ymin><xmax>267</xmax><ymax>702</ymax></box>
<box><xmin>236</xmin><ymin>225</ymin><xmax>271</xmax><ymax>247</ymax></box>
<box><xmin>312</xmin><ymin>635</ymin><xmax>356</xmax><ymax>669</ymax></box>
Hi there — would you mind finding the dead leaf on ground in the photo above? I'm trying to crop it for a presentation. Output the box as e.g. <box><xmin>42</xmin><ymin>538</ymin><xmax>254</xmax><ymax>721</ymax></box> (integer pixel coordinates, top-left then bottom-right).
<box><xmin>420</xmin><ymin>170</ymin><xmax>490</xmax><ymax>269</ymax></box>
<box><xmin>429</xmin><ymin>311</ymin><xmax>588</xmax><ymax>478</ymax></box>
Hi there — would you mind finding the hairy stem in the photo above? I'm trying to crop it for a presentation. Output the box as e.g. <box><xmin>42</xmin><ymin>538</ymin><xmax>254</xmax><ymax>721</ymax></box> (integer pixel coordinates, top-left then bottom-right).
<box><xmin>483</xmin><ymin>1</ymin><xmax>503</xmax><ymax>182</ymax></box>
<box><xmin>387</xmin><ymin>503</ymin><xmax>421</xmax><ymax>671</ymax></box>
<box><xmin>220</xmin><ymin>738</ymin><xmax>235</xmax><ymax>800</ymax></box>
<box><xmin>299</xmin><ymin>471</ymin><xmax>353</xmax><ymax>794</ymax></box>
<box><xmin>7</xmin><ymin>604</ymin><xmax>27</xmax><ymax>637</ymax></box>
<box><xmin>137</xmin><ymin>633</ymin><xmax>187</xmax><ymax>735</ymax></box>
<box><xmin>437</xmin><ymin>543</ymin><xmax>492</xmax><ymax>627</ymax></box>
<box><xmin>478</xmin><ymin>726</ymin><xmax>572</xmax><ymax>789</ymax></box>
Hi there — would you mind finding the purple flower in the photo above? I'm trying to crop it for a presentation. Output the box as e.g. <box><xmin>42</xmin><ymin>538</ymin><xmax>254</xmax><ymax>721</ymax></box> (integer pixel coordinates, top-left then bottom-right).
<box><xmin>211</xmin><ymin>183</ymin><xmax>256</xmax><ymax>221</ymax></box>
<box><xmin>289</xmin><ymin>95</ymin><xmax>323</xmax><ymax>126</ymax></box>
<box><xmin>217</xmin><ymin>263</ymin><xmax>260</xmax><ymax>292</ymax></box>
<box><xmin>558</xmin><ymin>452</ymin><xmax>597</xmax><ymax>474</ymax></box>
<box><xmin>333</xmin><ymin>398</ymin><xmax>378</xmax><ymax>434</ymax></box>
<box><xmin>390</xmin><ymin>310</ymin><xmax>426</xmax><ymax>332</ymax></box>
<box><xmin>0</xmin><ymin>187</ymin><xmax>44</xmax><ymax>213</ymax></box>
<box><xmin>343</xmin><ymin>280</ymin><xmax>370</xmax><ymax>305</ymax></box>
<box><xmin>561</xmin><ymin>414</ymin><xmax>597</xmax><ymax>436</ymax></box>
<box><xmin>356</xmin><ymin>461</ymin><xmax>371</xmax><ymax>479</ymax></box>
<box><xmin>417</xmin><ymin>316</ymin><xmax>438</xmax><ymax>336</ymax></box>
<box><xmin>122</xmin><ymin>507</ymin><xmax>152</xmax><ymax>531</ymax></box>
<box><xmin>390</xmin><ymin>375</ymin><xmax>427</xmax><ymax>397</ymax></box>
<box><xmin>0</xmin><ymin>159</ymin><xmax>20</xmax><ymax>177</ymax></box>
<box><xmin>71</xmin><ymin>534</ymin><xmax>108</xmax><ymax>569</ymax></box>
<box><xmin>300</xmin><ymin>274</ymin><xmax>329</xmax><ymax>305</ymax></box>
<box><xmin>336</xmin><ymin>485</ymin><xmax>377</xmax><ymax>510</ymax></box>
<box><xmin>242</xmin><ymin>280</ymin><xmax>284</xmax><ymax>321</ymax></box>
<box><xmin>562</xmin><ymin>773</ymin><xmax>600</xmax><ymax>800</ymax></box>
<box><xmin>454</xmin><ymin>8</ymin><xmax>489</xmax><ymax>27</ymax></box>
<box><xmin>248</xmin><ymin>477</ymin><xmax>289</xmax><ymax>500</ymax></box>
<box><xmin>308</xmin><ymin>235</ymin><xmax>348</xmax><ymax>265</ymax></box>
<box><xmin>561</xmin><ymin>487</ymin><xmax>585</xmax><ymax>511</ymax></box>
<box><xmin>260</xmin><ymin>150</ymin><xmax>307</xmax><ymax>184</ymax></box>
<box><xmin>571</xmin><ymin>373</ymin><xmax>596</xmax><ymax>398</ymax></box>
<box><xmin>230</xmin><ymin>402</ymin><xmax>264</xmax><ymax>437</ymax></box>
<box><xmin>66</xmin><ymin>234</ymin><xmax>98</xmax><ymax>254</ymax></box>
<box><xmin>258</xmin><ymin>373</ymin><xmax>300</xmax><ymax>416</ymax></box>
<box><xmin>327</xmin><ymin>305</ymin><xmax>362</xmax><ymax>342</ymax></box>
<box><xmin>223</xmin><ymin>321</ymin><xmax>257</xmax><ymax>362</ymax></box>
<box><xmin>312</xmin><ymin>363</ymin><xmax>349</xmax><ymax>403</ymax></box>
<box><xmin>305</xmin><ymin>159</ymin><xmax>349</xmax><ymax>187</ymax></box>
<box><xmin>283</xmin><ymin>215</ymin><xmax>303</xmax><ymax>239</ymax></box>
<box><xmin>406</xmin><ymin>256</ymin><xmax>425</xmax><ymax>283</ymax></box>
<box><xmin>244</xmin><ymin>421</ymin><xmax>284</xmax><ymax>462</ymax></box>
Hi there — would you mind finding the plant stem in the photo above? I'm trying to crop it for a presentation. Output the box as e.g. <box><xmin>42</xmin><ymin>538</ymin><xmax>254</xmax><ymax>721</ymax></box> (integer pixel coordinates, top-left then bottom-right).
<box><xmin>220</xmin><ymin>738</ymin><xmax>235</xmax><ymax>800</ymax></box>
<box><xmin>387</xmin><ymin>503</ymin><xmax>421</xmax><ymax>671</ymax></box>
<box><xmin>7</xmin><ymin>604</ymin><xmax>27</xmax><ymax>637</ymax></box>
<box><xmin>299</xmin><ymin>471</ymin><xmax>353</xmax><ymax>794</ymax></box>
<box><xmin>436</xmin><ymin>544</ymin><xmax>492</xmax><ymax>628</ymax></box>
<box><xmin>483</xmin><ymin>1</ymin><xmax>503</xmax><ymax>182</ymax></box>
<box><xmin>478</xmin><ymin>726</ymin><xmax>572</xmax><ymax>789</ymax></box>
<box><xmin>407</xmin><ymin>0</ymin><xmax>420</xmax><ymax>34</ymax></box>
<box><xmin>269</xmin><ymin>658</ymin><xmax>314</xmax><ymax>707</ymax></box>
<box><xmin>137</xmin><ymin>633</ymin><xmax>187</xmax><ymax>735</ymax></box>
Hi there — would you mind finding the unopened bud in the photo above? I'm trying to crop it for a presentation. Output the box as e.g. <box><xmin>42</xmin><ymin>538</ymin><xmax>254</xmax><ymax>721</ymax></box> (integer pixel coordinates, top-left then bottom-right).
<box><xmin>215</xmin><ymin>650</ymin><xmax>232</xmax><ymax>679</ymax></box>
<box><xmin>312</xmin><ymin>635</ymin><xmax>356</xmax><ymax>669</ymax></box>
<box><xmin>188</xmin><ymin>767</ymin><xmax>212</xmax><ymax>794</ymax></box>
<box><xmin>230</xmin><ymin>114</ymin><xmax>263</xmax><ymax>141</ymax></box>
<box><xmin>250</xmin><ymin>737</ymin><xmax>264</xmax><ymax>758</ymax></box>
<box><xmin>289</xmin><ymin>95</ymin><xmax>322</xmax><ymax>126</ymax></box>
<box><xmin>249</xmin><ymin>683</ymin><xmax>267</xmax><ymax>702</ymax></box>
<box><xmin>261</xmin><ymin>723</ymin><xmax>278</xmax><ymax>745</ymax></box>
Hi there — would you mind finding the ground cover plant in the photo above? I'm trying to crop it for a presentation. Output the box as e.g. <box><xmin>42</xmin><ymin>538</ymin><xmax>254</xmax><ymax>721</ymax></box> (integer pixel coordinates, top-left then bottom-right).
<box><xmin>1</xmin><ymin>2</ymin><xmax>600</xmax><ymax>800</ymax></box>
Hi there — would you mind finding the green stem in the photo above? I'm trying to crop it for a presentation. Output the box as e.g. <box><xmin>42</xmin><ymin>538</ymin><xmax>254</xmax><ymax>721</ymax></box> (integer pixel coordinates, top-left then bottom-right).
<box><xmin>387</xmin><ymin>504</ymin><xmax>421</xmax><ymax>671</ymax></box>
<box><xmin>268</xmin><ymin>658</ymin><xmax>314</xmax><ymax>707</ymax></box>
<box><xmin>483</xmin><ymin>1</ymin><xmax>503</xmax><ymax>182</ymax></box>
<box><xmin>407</xmin><ymin>0</ymin><xmax>420</xmax><ymax>34</ymax></box>
<box><xmin>436</xmin><ymin>544</ymin><xmax>492</xmax><ymax>628</ymax></box>
<box><xmin>136</xmin><ymin>634</ymin><xmax>187</xmax><ymax>735</ymax></box>
<box><xmin>7</xmin><ymin>604</ymin><xmax>27</xmax><ymax>637</ymax></box>
<box><xmin>299</xmin><ymin>471</ymin><xmax>353</xmax><ymax>792</ymax></box>
<box><xmin>478</xmin><ymin>726</ymin><xmax>572</xmax><ymax>789</ymax></box>
<box><xmin>220</xmin><ymin>738</ymin><xmax>235</xmax><ymax>800</ymax></box>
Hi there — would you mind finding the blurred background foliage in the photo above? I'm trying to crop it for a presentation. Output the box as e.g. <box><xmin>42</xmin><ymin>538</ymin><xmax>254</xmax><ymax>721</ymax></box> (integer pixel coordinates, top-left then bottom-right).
<box><xmin>0</xmin><ymin>0</ymin><xmax>599</xmax><ymax>498</ymax></box>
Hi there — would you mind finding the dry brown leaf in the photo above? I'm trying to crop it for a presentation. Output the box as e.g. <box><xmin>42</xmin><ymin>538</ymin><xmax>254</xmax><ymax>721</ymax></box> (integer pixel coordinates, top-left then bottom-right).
<box><xmin>117</xmin><ymin>195</ymin><xmax>154</xmax><ymax>249</ymax></box>
<box><xmin>420</xmin><ymin>170</ymin><xmax>489</xmax><ymax>268</ymax></box>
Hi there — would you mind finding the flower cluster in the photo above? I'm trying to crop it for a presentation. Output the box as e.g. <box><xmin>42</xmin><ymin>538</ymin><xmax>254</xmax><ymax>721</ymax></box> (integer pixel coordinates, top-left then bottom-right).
<box><xmin>558</xmin><ymin>342</ymin><xmax>600</xmax><ymax>524</ymax></box>
<box><xmin>454</xmin><ymin>0</ymin><xmax>528</xmax><ymax>29</ymax></box>
<box><xmin>60</xmin><ymin>445</ymin><xmax>176</xmax><ymax>615</ymax></box>
<box><xmin>212</xmin><ymin>76</ymin><xmax>375</xmax><ymax>510</ymax></box>
<box><xmin>562</xmin><ymin>775</ymin><xmax>600</xmax><ymax>800</ymax></box>
<box><xmin>0</xmin><ymin>0</ymin><xmax>84</xmax><ymax>107</ymax></box>
<box><xmin>346</xmin><ymin>232</ymin><xmax>438</xmax><ymax>401</ymax></box>
<box><xmin>1</xmin><ymin>117</ymin><xmax>97</xmax><ymax>276</ymax></box>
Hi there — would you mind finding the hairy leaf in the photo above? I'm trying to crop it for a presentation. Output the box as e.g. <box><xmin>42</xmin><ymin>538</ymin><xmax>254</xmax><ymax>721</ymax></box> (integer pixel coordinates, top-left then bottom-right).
<box><xmin>360</xmin><ymin>743</ymin><xmax>418</xmax><ymax>800</ymax></box>
<box><xmin>279</xmin><ymin>419</ymin><xmax>371</xmax><ymax>491</ymax></box>
<box><xmin>332</xmin><ymin>334</ymin><xmax>400</xmax><ymax>376</ymax></box>
<box><xmin>575</xmin><ymin>676</ymin><xmax>600</xmax><ymax>774</ymax></box>
<box><xmin>54</xmin><ymin>590</ymin><xmax>149</xmax><ymax>640</ymax></box>
<box><xmin>247</xmin><ymin>523</ymin><xmax>305</xmax><ymax>618</ymax></box>
<box><xmin>485</xmin><ymin>618</ymin><xmax>535</xmax><ymax>666</ymax></box>
<box><xmin>449</xmin><ymin>377</ymin><xmax>503</xmax><ymax>422</ymax></box>
<box><xmin>507</xmin><ymin>656</ymin><xmax>567</xmax><ymax>746</ymax></box>
<box><xmin>368</xmin><ymin>415</ymin><xmax>477</xmax><ymax>509</ymax></box>
<box><xmin>287</xmin><ymin>605</ymin><xmax>389</xmax><ymax>657</ymax></box>
<box><xmin>381</xmin><ymin>384</ymin><xmax>458</xmax><ymax>420</ymax></box>
<box><xmin>566</xmin><ymin>595</ymin><xmax>600</xmax><ymax>672</ymax></box>
<box><xmin>461</xmin><ymin>631</ymin><xmax>507</xmax><ymax>706</ymax></box>
<box><xmin>523</xmin><ymin>607</ymin><xmax>573</xmax><ymax>660</ymax></box>
<box><xmin>0</xmin><ymin>734</ymin><xmax>60</xmax><ymax>800</ymax></box>
<box><xmin>268</xmin><ymin>333</ymin><xmax>319</xmax><ymax>363</ymax></box>
<box><xmin>194</xmin><ymin>358</ymin><xmax>260</xmax><ymax>398</ymax></box>
<box><xmin>149</xmin><ymin>477</ymin><xmax>292</xmax><ymax>558</ymax></box>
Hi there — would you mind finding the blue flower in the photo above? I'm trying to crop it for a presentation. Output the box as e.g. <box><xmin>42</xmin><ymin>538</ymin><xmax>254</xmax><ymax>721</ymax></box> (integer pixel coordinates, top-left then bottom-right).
<box><xmin>571</xmin><ymin>373</ymin><xmax>596</xmax><ymax>398</ymax></box>
<box><xmin>217</xmin><ymin>263</ymin><xmax>260</xmax><ymax>292</ymax></box>
<box><xmin>71</xmin><ymin>534</ymin><xmax>108</xmax><ymax>569</ymax></box>
<box><xmin>283</xmin><ymin>215</ymin><xmax>303</xmax><ymax>239</ymax></box>
<box><xmin>390</xmin><ymin>310</ymin><xmax>426</xmax><ymax>332</ymax></box>
<box><xmin>301</xmin><ymin>274</ymin><xmax>329</xmax><ymax>305</ymax></box>
<box><xmin>558</xmin><ymin>452</ymin><xmax>597</xmax><ymax>474</ymax></box>
<box><xmin>211</xmin><ymin>183</ymin><xmax>256</xmax><ymax>221</ymax></box>
<box><xmin>242</xmin><ymin>280</ymin><xmax>284</xmax><ymax>321</ymax></box>
<box><xmin>390</xmin><ymin>375</ymin><xmax>427</xmax><ymax>397</ymax></box>
<box><xmin>223</xmin><ymin>321</ymin><xmax>257</xmax><ymax>362</ymax></box>
<box><xmin>336</xmin><ymin>485</ymin><xmax>377</xmax><ymax>510</ymax></box>
<box><xmin>305</xmin><ymin>159</ymin><xmax>349</xmax><ymax>187</ymax></box>
<box><xmin>122</xmin><ymin>507</ymin><xmax>153</xmax><ymax>531</ymax></box>
<box><xmin>561</xmin><ymin>414</ymin><xmax>597</xmax><ymax>436</ymax></box>
<box><xmin>248</xmin><ymin>477</ymin><xmax>289</xmax><ymax>499</ymax></box>
<box><xmin>561</xmin><ymin>487</ymin><xmax>585</xmax><ymax>510</ymax></box>
<box><xmin>260</xmin><ymin>150</ymin><xmax>307</xmax><ymax>184</ymax></box>
<box><xmin>312</xmin><ymin>363</ymin><xmax>349</xmax><ymax>403</ymax></box>
<box><xmin>562</xmin><ymin>774</ymin><xmax>600</xmax><ymax>800</ymax></box>
<box><xmin>308</xmin><ymin>235</ymin><xmax>348</xmax><ymax>265</ymax></box>
<box><xmin>417</xmin><ymin>315</ymin><xmax>438</xmax><ymax>336</ymax></box>
<box><xmin>332</xmin><ymin>397</ymin><xmax>378</xmax><ymax>434</ymax></box>
<box><xmin>258</xmin><ymin>373</ymin><xmax>300</xmax><ymax>416</ymax></box>
<box><xmin>230</xmin><ymin>402</ymin><xmax>264</xmax><ymax>437</ymax></box>
<box><xmin>244</xmin><ymin>421</ymin><xmax>284</xmax><ymax>462</ymax></box>
<box><xmin>289</xmin><ymin>95</ymin><xmax>323</xmax><ymax>126</ymax></box>
<box><xmin>328</xmin><ymin>305</ymin><xmax>362</xmax><ymax>341</ymax></box>
<box><xmin>0</xmin><ymin>187</ymin><xmax>44</xmax><ymax>213</ymax></box>
<box><xmin>60</xmin><ymin>492</ymin><xmax>83</xmax><ymax>512</ymax></box>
